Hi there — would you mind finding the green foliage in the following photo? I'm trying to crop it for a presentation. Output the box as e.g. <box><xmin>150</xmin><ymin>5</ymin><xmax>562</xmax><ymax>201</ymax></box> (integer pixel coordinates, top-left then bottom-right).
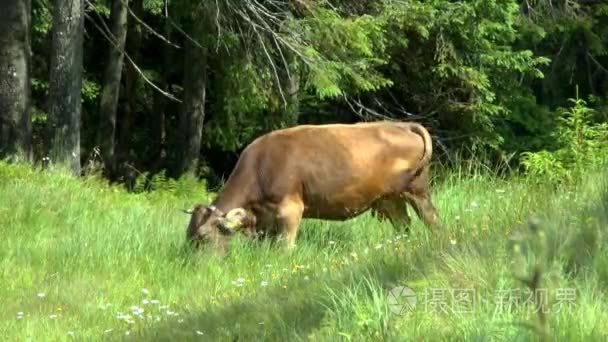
<box><xmin>127</xmin><ymin>168</ymin><xmax>213</xmax><ymax>203</ymax></box>
<box><xmin>521</xmin><ymin>88</ymin><xmax>608</xmax><ymax>182</ymax></box>
<box><xmin>32</xmin><ymin>0</ymin><xmax>52</xmax><ymax>38</ymax></box>
<box><xmin>371</xmin><ymin>0</ymin><xmax>551</xmax><ymax>150</ymax></box>
<box><xmin>515</xmin><ymin>0</ymin><xmax>608</xmax><ymax>108</ymax></box>
<box><xmin>204</xmin><ymin>61</ymin><xmax>277</xmax><ymax>150</ymax></box>
<box><xmin>289</xmin><ymin>7</ymin><xmax>393</xmax><ymax>99</ymax></box>
<box><xmin>81</xmin><ymin>77</ymin><xmax>101</xmax><ymax>105</ymax></box>
<box><xmin>143</xmin><ymin>0</ymin><xmax>167</xmax><ymax>15</ymax></box>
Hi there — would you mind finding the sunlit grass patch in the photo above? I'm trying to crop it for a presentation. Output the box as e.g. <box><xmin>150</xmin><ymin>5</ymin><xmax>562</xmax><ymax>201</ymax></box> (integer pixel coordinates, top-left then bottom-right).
<box><xmin>1</xmin><ymin>160</ymin><xmax>607</xmax><ymax>340</ymax></box>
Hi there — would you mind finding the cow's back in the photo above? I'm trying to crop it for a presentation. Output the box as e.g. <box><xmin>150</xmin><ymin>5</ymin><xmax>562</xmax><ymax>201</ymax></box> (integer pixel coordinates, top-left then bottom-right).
<box><xmin>247</xmin><ymin>122</ymin><xmax>428</xmax><ymax>219</ymax></box>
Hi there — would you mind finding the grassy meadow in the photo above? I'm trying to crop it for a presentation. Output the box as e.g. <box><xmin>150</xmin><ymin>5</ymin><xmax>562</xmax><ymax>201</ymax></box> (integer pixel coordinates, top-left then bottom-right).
<box><xmin>1</xmin><ymin>160</ymin><xmax>607</xmax><ymax>341</ymax></box>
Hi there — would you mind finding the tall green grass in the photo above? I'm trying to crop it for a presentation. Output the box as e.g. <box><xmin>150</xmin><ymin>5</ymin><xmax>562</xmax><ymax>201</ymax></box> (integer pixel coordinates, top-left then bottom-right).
<box><xmin>0</xmin><ymin>161</ymin><xmax>606</xmax><ymax>341</ymax></box>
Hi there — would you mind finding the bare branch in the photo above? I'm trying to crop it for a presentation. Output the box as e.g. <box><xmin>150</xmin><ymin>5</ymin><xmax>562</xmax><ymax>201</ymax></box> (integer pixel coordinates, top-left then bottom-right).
<box><xmin>587</xmin><ymin>52</ymin><xmax>608</xmax><ymax>75</ymax></box>
<box><xmin>236</xmin><ymin>8</ymin><xmax>287</xmax><ymax>108</ymax></box>
<box><xmin>246</xmin><ymin>2</ymin><xmax>294</xmax><ymax>102</ymax></box>
<box><xmin>119</xmin><ymin>0</ymin><xmax>180</xmax><ymax>49</ymax></box>
<box><xmin>84</xmin><ymin>1</ymin><xmax>181</xmax><ymax>102</ymax></box>
<box><xmin>165</xmin><ymin>15</ymin><xmax>205</xmax><ymax>51</ymax></box>
<box><xmin>233</xmin><ymin>6</ymin><xmax>315</xmax><ymax>67</ymax></box>
<box><xmin>214</xmin><ymin>0</ymin><xmax>222</xmax><ymax>53</ymax></box>
<box><xmin>343</xmin><ymin>94</ymin><xmax>395</xmax><ymax>121</ymax></box>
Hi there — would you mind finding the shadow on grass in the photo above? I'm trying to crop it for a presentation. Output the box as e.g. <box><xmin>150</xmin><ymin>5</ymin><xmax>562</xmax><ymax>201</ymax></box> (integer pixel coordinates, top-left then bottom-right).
<box><xmin>123</xmin><ymin>231</ymin><xmax>447</xmax><ymax>341</ymax></box>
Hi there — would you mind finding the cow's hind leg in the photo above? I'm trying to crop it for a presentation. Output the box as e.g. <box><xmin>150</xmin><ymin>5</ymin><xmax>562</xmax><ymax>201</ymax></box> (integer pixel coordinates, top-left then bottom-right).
<box><xmin>275</xmin><ymin>196</ymin><xmax>305</xmax><ymax>250</ymax></box>
<box><xmin>403</xmin><ymin>168</ymin><xmax>440</xmax><ymax>230</ymax></box>
<box><xmin>371</xmin><ymin>198</ymin><xmax>412</xmax><ymax>233</ymax></box>
<box><xmin>403</xmin><ymin>193</ymin><xmax>440</xmax><ymax>230</ymax></box>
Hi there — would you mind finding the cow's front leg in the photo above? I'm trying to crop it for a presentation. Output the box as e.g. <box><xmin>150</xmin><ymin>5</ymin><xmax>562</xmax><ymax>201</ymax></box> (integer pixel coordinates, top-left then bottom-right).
<box><xmin>276</xmin><ymin>196</ymin><xmax>304</xmax><ymax>250</ymax></box>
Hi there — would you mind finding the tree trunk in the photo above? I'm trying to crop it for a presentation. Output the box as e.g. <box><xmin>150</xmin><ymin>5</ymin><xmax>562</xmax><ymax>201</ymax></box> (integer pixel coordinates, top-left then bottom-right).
<box><xmin>0</xmin><ymin>0</ymin><xmax>32</xmax><ymax>161</ymax></box>
<box><xmin>47</xmin><ymin>0</ymin><xmax>84</xmax><ymax>175</ymax></box>
<box><xmin>281</xmin><ymin>52</ymin><xmax>300</xmax><ymax>127</ymax></box>
<box><xmin>97</xmin><ymin>0</ymin><xmax>129</xmax><ymax>176</ymax></box>
<box><xmin>150</xmin><ymin>86</ymin><xmax>167</xmax><ymax>170</ymax></box>
<box><xmin>177</xmin><ymin>26</ymin><xmax>208</xmax><ymax>175</ymax></box>
<box><xmin>149</xmin><ymin>19</ymin><xmax>172</xmax><ymax>172</ymax></box>
<box><xmin>116</xmin><ymin>0</ymin><xmax>142</xmax><ymax>173</ymax></box>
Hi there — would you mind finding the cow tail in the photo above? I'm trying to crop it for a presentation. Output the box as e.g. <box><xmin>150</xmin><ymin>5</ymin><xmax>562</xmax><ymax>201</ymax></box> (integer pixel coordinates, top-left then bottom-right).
<box><xmin>408</xmin><ymin>123</ymin><xmax>433</xmax><ymax>173</ymax></box>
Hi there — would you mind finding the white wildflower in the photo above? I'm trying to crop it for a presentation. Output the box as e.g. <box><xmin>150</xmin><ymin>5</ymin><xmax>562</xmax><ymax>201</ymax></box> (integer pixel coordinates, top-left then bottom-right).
<box><xmin>329</xmin><ymin>241</ymin><xmax>335</xmax><ymax>245</ymax></box>
<box><xmin>196</xmin><ymin>330</ymin><xmax>204</xmax><ymax>335</ymax></box>
<box><xmin>471</xmin><ymin>201</ymin><xmax>478</xmax><ymax>208</ymax></box>
<box><xmin>142</xmin><ymin>288</ymin><xmax>149</xmax><ymax>296</ymax></box>
<box><xmin>131</xmin><ymin>306</ymin><xmax>144</xmax><ymax>316</ymax></box>
<box><xmin>142</xmin><ymin>299</ymin><xmax>150</xmax><ymax>305</ymax></box>
<box><xmin>37</xmin><ymin>292</ymin><xmax>45</xmax><ymax>298</ymax></box>
<box><xmin>231</xmin><ymin>278</ymin><xmax>245</xmax><ymax>287</ymax></box>
<box><xmin>68</xmin><ymin>331</ymin><xmax>75</xmax><ymax>336</ymax></box>
<box><xmin>260</xmin><ymin>281</ymin><xmax>268</xmax><ymax>287</ymax></box>
<box><xmin>150</xmin><ymin>299</ymin><xmax>160</xmax><ymax>304</ymax></box>
<box><xmin>49</xmin><ymin>314</ymin><xmax>58</xmax><ymax>319</ymax></box>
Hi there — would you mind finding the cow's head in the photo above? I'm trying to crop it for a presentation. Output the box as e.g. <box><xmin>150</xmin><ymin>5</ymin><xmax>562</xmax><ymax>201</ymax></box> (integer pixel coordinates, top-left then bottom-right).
<box><xmin>184</xmin><ymin>204</ymin><xmax>254</xmax><ymax>248</ymax></box>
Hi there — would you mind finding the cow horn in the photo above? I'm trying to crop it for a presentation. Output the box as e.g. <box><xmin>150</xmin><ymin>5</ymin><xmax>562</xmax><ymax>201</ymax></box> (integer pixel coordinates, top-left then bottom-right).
<box><xmin>181</xmin><ymin>208</ymin><xmax>194</xmax><ymax>214</ymax></box>
<box><xmin>225</xmin><ymin>208</ymin><xmax>247</xmax><ymax>222</ymax></box>
<box><xmin>217</xmin><ymin>208</ymin><xmax>247</xmax><ymax>235</ymax></box>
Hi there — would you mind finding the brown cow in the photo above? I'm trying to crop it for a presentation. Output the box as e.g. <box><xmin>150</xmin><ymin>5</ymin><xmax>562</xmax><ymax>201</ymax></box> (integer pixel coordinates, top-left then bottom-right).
<box><xmin>185</xmin><ymin>121</ymin><xmax>440</xmax><ymax>251</ymax></box>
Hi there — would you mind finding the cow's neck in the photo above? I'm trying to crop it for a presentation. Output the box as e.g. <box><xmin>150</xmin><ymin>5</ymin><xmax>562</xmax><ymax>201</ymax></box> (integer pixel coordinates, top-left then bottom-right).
<box><xmin>211</xmin><ymin>182</ymin><xmax>253</xmax><ymax>213</ymax></box>
<box><xmin>210</xmin><ymin>154</ymin><xmax>259</xmax><ymax>214</ymax></box>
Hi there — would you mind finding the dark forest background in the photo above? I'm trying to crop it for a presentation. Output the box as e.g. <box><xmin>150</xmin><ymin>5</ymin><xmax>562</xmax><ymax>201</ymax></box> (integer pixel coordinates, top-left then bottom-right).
<box><xmin>1</xmin><ymin>0</ymin><xmax>607</xmax><ymax>189</ymax></box>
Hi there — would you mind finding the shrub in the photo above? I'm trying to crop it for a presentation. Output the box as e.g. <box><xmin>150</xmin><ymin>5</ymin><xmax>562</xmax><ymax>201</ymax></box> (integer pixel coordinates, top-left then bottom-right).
<box><xmin>521</xmin><ymin>87</ymin><xmax>608</xmax><ymax>183</ymax></box>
